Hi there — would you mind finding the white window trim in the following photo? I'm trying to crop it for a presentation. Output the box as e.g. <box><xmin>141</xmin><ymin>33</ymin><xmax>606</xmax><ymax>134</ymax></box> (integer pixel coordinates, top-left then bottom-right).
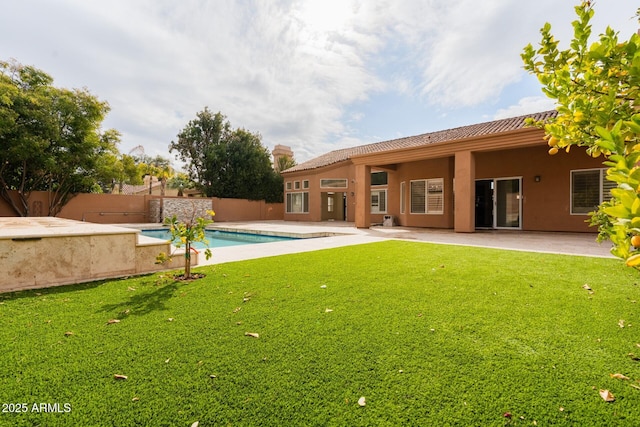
<box><xmin>570</xmin><ymin>168</ymin><xmax>613</xmax><ymax>215</ymax></box>
<box><xmin>410</xmin><ymin>178</ymin><xmax>444</xmax><ymax>215</ymax></box>
<box><xmin>285</xmin><ymin>181</ymin><xmax>292</xmax><ymax>190</ymax></box>
<box><xmin>302</xmin><ymin>180</ymin><xmax>309</xmax><ymax>189</ymax></box>
<box><xmin>400</xmin><ymin>181</ymin><xmax>406</xmax><ymax>215</ymax></box>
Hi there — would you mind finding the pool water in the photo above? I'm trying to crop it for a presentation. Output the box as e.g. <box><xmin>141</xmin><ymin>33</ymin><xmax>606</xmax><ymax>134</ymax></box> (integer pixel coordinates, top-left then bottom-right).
<box><xmin>140</xmin><ymin>229</ymin><xmax>297</xmax><ymax>249</ymax></box>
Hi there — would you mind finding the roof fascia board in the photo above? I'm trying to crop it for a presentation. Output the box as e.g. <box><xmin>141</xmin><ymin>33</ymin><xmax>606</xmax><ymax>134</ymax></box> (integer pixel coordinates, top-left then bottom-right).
<box><xmin>350</xmin><ymin>127</ymin><xmax>545</xmax><ymax>165</ymax></box>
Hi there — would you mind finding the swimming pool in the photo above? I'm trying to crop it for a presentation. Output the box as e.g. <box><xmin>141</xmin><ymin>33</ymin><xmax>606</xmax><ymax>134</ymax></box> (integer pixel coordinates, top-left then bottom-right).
<box><xmin>140</xmin><ymin>229</ymin><xmax>298</xmax><ymax>249</ymax></box>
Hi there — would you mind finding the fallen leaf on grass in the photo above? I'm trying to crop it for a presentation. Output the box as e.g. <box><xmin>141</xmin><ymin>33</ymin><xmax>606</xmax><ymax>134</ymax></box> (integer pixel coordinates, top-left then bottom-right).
<box><xmin>628</xmin><ymin>353</ymin><xmax>640</xmax><ymax>361</ymax></box>
<box><xmin>127</xmin><ymin>287</ymin><xmax>136</xmax><ymax>291</ymax></box>
<box><xmin>358</xmin><ymin>397</ymin><xmax>366</xmax><ymax>407</ymax></box>
<box><xmin>233</xmin><ymin>307</ymin><xmax>242</xmax><ymax>313</ymax></box>
<box><xmin>619</xmin><ymin>319</ymin><xmax>626</xmax><ymax>328</ymax></box>
<box><xmin>582</xmin><ymin>284</ymin><xmax>592</xmax><ymax>291</ymax></box>
<box><xmin>325</xmin><ymin>308</ymin><xmax>333</xmax><ymax>313</ymax></box>
<box><xmin>114</xmin><ymin>374</ymin><xmax>128</xmax><ymax>380</ymax></box>
<box><xmin>165</xmin><ymin>358</ymin><xmax>170</xmax><ymax>363</ymax></box>
<box><xmin>64</xmin><ymin>331</ymin><xmax>74</xmax><ymax>336</ymax></box>
<box><xmin>191</xmin><ymin>422</ymin><xmax>199</xmax><ymax>427</ymax></box>
<box><xmin>132</xmin><ymin>397</ymin><xmax>139</xmax><ymax>402</ymax></box>
<box><xmin>107</xmin><ymin>319</ymin><xmax>120</xmax><ymax>325</ymax></box>
<box><xmin>245</xmin><ymin>332</ymin><xmax>260</xmax><ymax>338</ymax></box>
<box><xmin>599</xmin><ymin>389</ymin><xmax>615</xmax><ymax>402</ymax></box>
<box><xmin>320</xmin><ymin>285</ymin><xmax>327</xmax><ymax>289</ymax></box>
<box><xmin>631</xmin><ymin>384</ymin><xmax>640</xmax><ymax>390</ymax></box>
<box><xmin>610</xmin><ymin>373</ymin><xmax>630</xmax><ymax>380</ymax></box>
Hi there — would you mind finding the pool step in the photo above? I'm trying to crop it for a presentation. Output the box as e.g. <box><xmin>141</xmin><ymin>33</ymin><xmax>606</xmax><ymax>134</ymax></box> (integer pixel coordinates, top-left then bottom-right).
<box><xmin>135</xmin><ymin>235</ymin><xmax>199</xmax><ymax>274</ymax></box>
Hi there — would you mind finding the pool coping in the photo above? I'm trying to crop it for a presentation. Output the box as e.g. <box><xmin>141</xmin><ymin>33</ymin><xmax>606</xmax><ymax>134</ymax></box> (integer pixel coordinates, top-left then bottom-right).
<box><xmin>132</xmin><ymin>224</ymin><xmax>347</xmax><ymax>240</ymax></box>
<box><xmin>206</xmin><ymin>225</ymin><xmax>346</xmax><ymax>239</ymax></box>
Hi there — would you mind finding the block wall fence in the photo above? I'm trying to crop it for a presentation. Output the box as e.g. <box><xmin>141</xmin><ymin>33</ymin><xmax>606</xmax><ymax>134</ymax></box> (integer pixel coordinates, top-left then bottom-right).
<box><xmin>0</xmin><ymin>191</ymin><xmax>284</xmax><ymax>224</ymax></box>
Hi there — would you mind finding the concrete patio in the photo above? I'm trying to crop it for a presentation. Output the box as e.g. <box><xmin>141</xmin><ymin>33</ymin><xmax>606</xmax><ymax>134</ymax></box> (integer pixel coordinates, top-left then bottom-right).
<box><xmin>197</xmin><ymin>221</ymin><xmax>615</xmax><ymax>266</ymax></box>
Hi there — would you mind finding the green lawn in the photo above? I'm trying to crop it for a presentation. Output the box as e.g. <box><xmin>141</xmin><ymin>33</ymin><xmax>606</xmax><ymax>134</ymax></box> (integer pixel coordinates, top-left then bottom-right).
<box><xmin>1</xmin><ymin>240</ymin><xmax>640</xmax><ymax>426</ymax></box>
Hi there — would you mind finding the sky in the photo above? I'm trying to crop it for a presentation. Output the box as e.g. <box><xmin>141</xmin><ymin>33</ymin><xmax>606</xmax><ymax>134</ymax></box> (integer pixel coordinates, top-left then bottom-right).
<box><xmin>1</xmin><ymin>0</ymin><xmax>638</xmax><ymax>167</ymax></box>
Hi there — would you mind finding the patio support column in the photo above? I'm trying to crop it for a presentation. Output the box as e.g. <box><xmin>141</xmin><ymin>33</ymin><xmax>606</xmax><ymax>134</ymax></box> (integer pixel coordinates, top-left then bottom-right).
<box><xmin>454</xmin><ymin>150</ymin><xmax>476</xmax><ymax>233</ymax></box>
<box><xmin>355</xmin><ymin>164</ymin><xmax>371</xmax><ymax>228</ymax></box>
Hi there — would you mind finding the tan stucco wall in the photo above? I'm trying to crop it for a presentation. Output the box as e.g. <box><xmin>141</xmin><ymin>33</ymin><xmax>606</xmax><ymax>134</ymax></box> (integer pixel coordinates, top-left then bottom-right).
<box><xmin>0</xmin><ymin>192</ymin><xmax>284</xmax><ymax>224</ymax></box>
<box><xmin>392</xmin><ymin>157</ymin><xmax>455</xmax><ymax>228</ymax></box>
<box><xmin>475</xmin><ymin>145</ymin><xmax>605</xmax><ymax>232</ymax></box>
<box><xmin>282</xmin><ymin>142</ymin><xmax>607</xmax><ymax>233</ymax></box>
<box><xmin>284</xmin><ymin>163</ymin><xmax>356</xmax><ymax>222</ymax></box>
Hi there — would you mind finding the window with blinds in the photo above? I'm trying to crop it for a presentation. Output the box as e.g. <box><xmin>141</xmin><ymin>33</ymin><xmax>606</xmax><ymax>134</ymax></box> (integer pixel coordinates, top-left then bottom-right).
<box><xmin>411</xmin><ymin>178</ymin><xmax>443</xmax><ymax>214</ymax></box>
<box><xmin>410</xmin><ymin>181</ymin><xmax>426</xmax><ymax>213</ymax></box>
<box><xmin>286</xmin><ymin>192</ymin><xmax>309</xmax><ymax>213</ymax></box>
<box><xmin>571</xmin><ymin>169</ymin><xmax>614</xmax><ymax>214</ymax></box>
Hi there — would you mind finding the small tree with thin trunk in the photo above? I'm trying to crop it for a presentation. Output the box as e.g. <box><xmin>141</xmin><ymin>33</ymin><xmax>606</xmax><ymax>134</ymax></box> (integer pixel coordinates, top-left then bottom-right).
<box><xmin>156</xmin><ymin>208</ymin><xmax>215</xmax><ymax>279</ymax></box>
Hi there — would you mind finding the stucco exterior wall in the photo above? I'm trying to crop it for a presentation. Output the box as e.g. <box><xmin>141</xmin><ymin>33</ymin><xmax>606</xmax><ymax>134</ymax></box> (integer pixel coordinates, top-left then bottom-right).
<box><xmin>392</xmin><ymin>157</ymin><xmax>456</xmax><ymax>228</ymax></box>
<box><xmin>211</xmin><ymin>198</ymin><xmax>284</xmax><ymax>222</ymax></box>
<box><xmin>0</xmin><ymin>192</ymin><xmax>284</xmax><ymax>223</ymax></box>
<box><xmin>475</xmin><ymin>145</ymin><xmax>605</xmax><ymax>232</ymax></box>
<box><xmin>283</xmin><ymin>163</ymin><xmax>356</xmax><ymax>222</ymax></box>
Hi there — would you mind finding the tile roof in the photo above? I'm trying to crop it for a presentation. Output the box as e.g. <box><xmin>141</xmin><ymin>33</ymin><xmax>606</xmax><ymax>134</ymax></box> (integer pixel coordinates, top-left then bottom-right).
<box><xmin>119</xmin><ymin>182</ymin><xmax>162</xmax><ymax>195</ymax></box>
<box><xmin>282</xmin><ymin>110</ymin><xmax>557</xmax><ymax>173</ymax></box>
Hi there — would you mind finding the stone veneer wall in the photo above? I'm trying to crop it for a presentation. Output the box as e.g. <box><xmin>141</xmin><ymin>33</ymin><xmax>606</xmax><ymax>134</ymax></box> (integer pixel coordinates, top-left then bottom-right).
<box><xmin>162</xmin><ymin>198</ymin><xmax>213</xmax><ymax>223</ymax></box>
<box><xmin>149</xmin><ymin>198</ymin><xmax>162</xmax><ymax>223</ymax></box>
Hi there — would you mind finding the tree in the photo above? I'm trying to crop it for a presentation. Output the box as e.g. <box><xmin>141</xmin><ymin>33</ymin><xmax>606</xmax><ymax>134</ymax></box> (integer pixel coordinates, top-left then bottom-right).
<box><xmin>170</xmin><ymin>108</ymin><xmax>283</xmax><ymax>202</ymax></box>
<box><xmin>275</xmin><ymin>154</ymin><xmax>296</xmax><ymax>173</ymax></box>
<box><xmin>0</xmin><ymin>59</ymin><xmax>118</xmax><ymax>215</ymax></box>
<box><xmin>156</xmin><ymin>208</ymin><xmax>214</xmax><ymax>280</ymax></box>
<box><xmin>134</xmin><ymin>154</ymin><xmax>173</xmax><ymax>195</ymax></box>
<box><xmin>170</xmin><ymin>107</ymin><xmax>229</xmax><ymax>191</ymax></box>
<box><xmin>522</xmin><ymin>3</ymin><xmax>640</xmax><ymax>266</ymax></box>
<box><xmin>167</xmin><ymin>173</ymin><xmax>195</xmax><ymax>196</ymax></box>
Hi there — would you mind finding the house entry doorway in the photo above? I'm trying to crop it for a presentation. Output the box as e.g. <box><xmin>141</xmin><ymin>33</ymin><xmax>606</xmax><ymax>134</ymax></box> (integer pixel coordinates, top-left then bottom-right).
<box><xmin>475</xmin><ymin>178</ymin><xmax>522</xmax><ymax>229</ymax></box>
<box><xmin>321</xmin><ymin>192</ymin><xmax>346</xmax><ymax>221</ymax></box>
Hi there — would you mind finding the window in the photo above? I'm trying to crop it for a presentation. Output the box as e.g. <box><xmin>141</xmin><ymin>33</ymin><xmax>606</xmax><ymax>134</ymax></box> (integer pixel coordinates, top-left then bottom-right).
<box><xmin>571</xmin><ymin>169</ymin><xmax>614</xmax><ymax>214</ymax></box>
<box><xmin>371</xmin><ymin>171</ymin><xmax>388</xmax><ymax>186</ymax></box>
<box><xmin>294</xmin><ymin>181</ymin><xmax>301</xmax><ymax>190</ymax></box>
<box><xmin>400</xmin><ymin>181</ymin><xmax>406</xmax><ymax>214</ymax></box>
<box><xmin>320</xmin><ymin>178</ymin><xmax>348</xmax><ymax>188</ymax></box>
<box><xmin>286</xmin><ymin>182</ymin><xmax>292</xmax><ymax>190</ymax></box>
<box><xmin>303</xmin><ymin>180</ymin><xmax>309</xmax><ymax>189</ymax></box>
<box><xmin>411</xmin><ymin>178</ymin><xmax>444</xmax><ymax>214</ymax></box>
<box><xmin>286</xmin><ymin>192</ymin><xmax>309</xmax><ymax>213</ymax></box>
<box><xmin>371</xmin><ymin>189</ymin><xmax>387</xmax><ymax>213</ymax></box>
<box><xmin>327</xmin><ymin>194</ymin><xmax>334</xmax><ymax>212</ymax></box>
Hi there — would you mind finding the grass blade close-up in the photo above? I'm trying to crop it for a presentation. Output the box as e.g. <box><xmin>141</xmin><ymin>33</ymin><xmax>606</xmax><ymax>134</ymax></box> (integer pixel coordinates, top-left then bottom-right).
<box><xmin>1</xmin><ymin>240</ymin><xmax>639</xmax><ymax>426</ymax></box>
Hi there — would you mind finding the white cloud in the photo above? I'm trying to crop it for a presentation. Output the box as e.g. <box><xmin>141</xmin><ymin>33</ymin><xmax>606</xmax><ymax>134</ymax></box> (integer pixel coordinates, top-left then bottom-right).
<box><xmin>493</xmin><ymin>97</ymin><xmax>556</xmax><ymax>120</ymax></box>
<box><xmin>1</xmin><ymin>0</ymin><xmax>638</xmax><ymax>163</ymax></box>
